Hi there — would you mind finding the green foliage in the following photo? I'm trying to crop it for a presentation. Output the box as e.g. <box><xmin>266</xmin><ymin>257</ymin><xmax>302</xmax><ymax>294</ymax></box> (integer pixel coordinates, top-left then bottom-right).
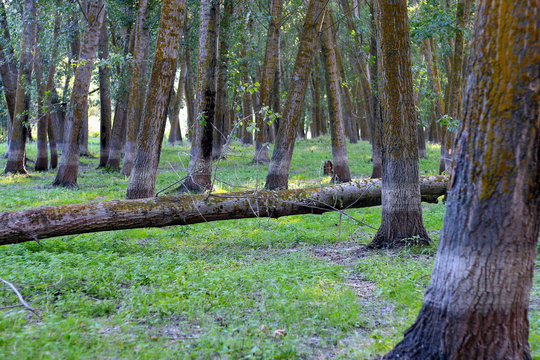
<box><xmin>0</xmin><ymin>137</ymin><xmax>538</xmax><ymax>358</ymax></box>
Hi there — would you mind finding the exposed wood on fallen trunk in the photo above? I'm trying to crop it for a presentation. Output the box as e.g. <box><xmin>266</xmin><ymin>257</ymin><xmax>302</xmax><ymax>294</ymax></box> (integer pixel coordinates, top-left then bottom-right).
<box><xmin>0</xmin><ymin>175</ymin><xmax>448</xmax><ymax>246</ymax></box>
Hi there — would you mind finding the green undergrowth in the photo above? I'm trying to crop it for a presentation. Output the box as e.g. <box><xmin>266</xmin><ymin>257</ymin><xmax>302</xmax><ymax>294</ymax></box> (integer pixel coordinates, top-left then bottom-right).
<box><xmin>0</xmin><ymin>137</ymin><xmax>538</xmax><ymax>359</ymax></box>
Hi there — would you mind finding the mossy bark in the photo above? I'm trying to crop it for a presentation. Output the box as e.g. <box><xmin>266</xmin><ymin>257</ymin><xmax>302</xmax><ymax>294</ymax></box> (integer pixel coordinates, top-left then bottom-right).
<box><xmin>265</xmin><ymin>0</ymin><xmax>327</xmax><ymax>190</ymax></box>
<box><xmin>0</xmin><ymin>175</ymin><xmax>448</xmax><ymax>246</ymax></box>
<box><xmin>53</xmin><ymin>0</ymin><xmax>105</xmax><ymax>187</ymax></box>
<box><xmin>125</xmin><ymin>0</ymin><xmax>186</xmax><ymax>199</ymax></box>
<box><xmin>385</xmin><ymin>0</ymin><xmax>539</xmax><ymax>357</ymax></box>
<box><xmin>368</xmin><ymin>0</ymin><xmax>430</xmax><ymax>249</ymax></box>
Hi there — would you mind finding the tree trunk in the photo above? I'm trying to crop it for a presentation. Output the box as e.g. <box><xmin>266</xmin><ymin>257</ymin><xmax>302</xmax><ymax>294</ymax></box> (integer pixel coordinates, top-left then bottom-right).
<box><xmin>53</xmin><ymin>0</ymin><xmax>105</xmax><ymax>187</ymax></box>
<box><xmin>98</xmin><ymin>15</ymin><xmax>112</xmax><ymax>168</ymax></box>
<box><xmin>106</xmin><ymin>24</ymin><xmax>133</xmax><ymax>171</ymax></box>
<box><xmin>184</xmin><ymin>32</ymin><xmax>195</xmax><ymax>144</ymax></box>
<box><xmin>4</xmin><ymin>0</ymin><xmax>36</xmax><ymax>175</ymax></box>
<box><xmin>253</xmin><ymin>0</ymin><xmax>282</xmax><ymax>163</ymax></box>
<box><xmin>122</xmin><ymin>0</ymin><xmax>150</xmax><ymax>177</ymax></box>
<box><xmin>319</xmin><ymin>13</ymin><xmax>351</xmax><ymax>183</ymax></box>
<box><xmin>241</xmin><ymin>74</ymin><xmax>254</xmax><ymax>145</ymax></box>
<box><xmin>168</xmin><ymin>49</ymin><xmax>185</xmax><ymax>146</ymax></box>
<box><xmin>34</xmin><ymin>45</ymin><xmax>48</xmax><ymax>171</ymax></box>
<box><xmin>334</xmin><ymin>35</ymin><xmax>358</xmax><ymax>144</ymax></box>
<box><xmin>178</xmin><ymin>0</ymin><xmax>219</xmax><ymax>192</ymax></box>
<box><xmin>0</xmin><ymin>175</ymin><xmax>448</xmax><ymax>246</ymax></box>
<box><xmin>212</xmin><ymin>0</ymin><xmax>233</xmax><ymax>160</ymax></box>
<box><xmin>440</xmin><ymin>0</ymin><xmax>471</xmax><ymax>173</ymax></box>
<box><xmin>369</xmin><ymin>21</ymin><xmax>382</xmax><ymax>179</ymax></box>
<box><xmin>265</xmin><ymin>0</ymin><xmax>327</xmax><ymax>190</ymax></box>
<box><xmin>0</xmin><ymin>1</ymin><xmax>18</xmax><ymax>128</ymax></box>
<box><xmin>386</xmin><ymin>0</ymin><xmax>539</xmax><ymax>357</ymax></box>
<box><xmin>368</xmin><ymin>0</ymin><xmax>430</xmax><ymax>248</ymax></box>
<box><xmin>125</xmin><ymin>0</ymin><xmax>186</xmax><ymax>199</ymax></box>
<box><xmin>45</xmin><ymin>10</ymin><xmax>61</xmax><ymax>170</ymax></box>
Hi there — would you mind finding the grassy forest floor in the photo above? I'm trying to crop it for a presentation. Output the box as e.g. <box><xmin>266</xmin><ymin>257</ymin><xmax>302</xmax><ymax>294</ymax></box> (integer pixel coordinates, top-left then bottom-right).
<box><xmin>0</xmin><ymin>136</ymin><xmax>538</xmax><ymax>359</ymax></box>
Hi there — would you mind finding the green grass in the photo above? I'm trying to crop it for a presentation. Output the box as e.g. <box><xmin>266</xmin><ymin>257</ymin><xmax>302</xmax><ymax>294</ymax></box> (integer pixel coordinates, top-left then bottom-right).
<box><xmin>0</xmin><ymin>136</ymin><xmax>538</xmax><ymax>359</ymax></box>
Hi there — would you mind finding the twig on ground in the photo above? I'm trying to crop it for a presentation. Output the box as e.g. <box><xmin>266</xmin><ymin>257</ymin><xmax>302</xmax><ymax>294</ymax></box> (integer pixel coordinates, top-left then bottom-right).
<box><xmin>0</xmin><ymin>277</ymin><xmax>40</xmax><ymax>318</ymax></box>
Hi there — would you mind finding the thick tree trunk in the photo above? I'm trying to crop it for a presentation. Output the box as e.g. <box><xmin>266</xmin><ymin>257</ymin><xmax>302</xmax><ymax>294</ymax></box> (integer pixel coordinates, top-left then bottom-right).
<box><xmin>122</xmin><ymin>0</ymin><xmax>150</xmax><ymax>177</ymax></box>
<box><xmin>4</xmin><ymin>0</ymin><xmax>36</xmax><ymax>175</ymax></box>
<box><xmin>319</xmin><ymin>14</ymin><xmax>351</xmax><ymax>183</ymax></box>
<box><xmin>178</xmin><ymin>0</ymin><xmax>219</xmax><ymax>192</ymax></box>
<box><xmin>125</xmin><ymin>0</ymin><xmax>186</xmax><ymax>199</ymax></box>
<box><xmin>212</xmin><ymin>0</ymin><xmax>233</xmax><ymax>160</ymax></box>
<box><xmin>98</xmin><ymin>16</ymin><xmax>112</xmax><ymax>168</ymax></box>
<box><xmin>0</xmin><ymin>175</ymin><xmax>448</xmax><ymax>246</ymax></box>
<box><xmin>265</xmin><ymin>0</ymin><xmax>327</xmax><ymax>190</ymax></box>
<box><xmin>53</xmin><ymin>1</ymin><xmax>105</xmax><ymax>187</ymax></box>
<box><xmin>368</xmin><ymin>0</ymin><xmax>430</xmax><ymax>249</ymax></box>
<box><xmin>253</xmin><ymin>0</ymin><xmax>282</xmax><ymax>163</ymax></box>
<box><xmin>386</xmin><ymin>0</ymin><xmax>539</xmax><ymax>357</ymax></box>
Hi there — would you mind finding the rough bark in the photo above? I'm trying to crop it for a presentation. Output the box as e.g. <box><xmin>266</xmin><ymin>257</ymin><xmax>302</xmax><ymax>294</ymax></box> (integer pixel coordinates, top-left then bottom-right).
<box><xmin>265</xmin><ymin>0</ymin><xmax>327</xmax><ymax>190</ymax></box>
<box><xmin>4</xmin><ymin>0</ymin><xmax>36</xmax><ymax>174</ymax></box>
<box><xmin>0</xmin><ymin>175</ymin><xmax>448</xmax><ymax>246</ymax></box>
<box><xmin>386</xmin><ymin>0</ymin><xmax>539</xmax><ymax>357</ymax></box>
<box><xmin>178</xmin><ymin>0</ymin><xmax>219</xmax><ymax>192</ymax></box>
<box><xmin>98</xmin><ymin>15</ymin><xmax>112</xmax><ymax>168</ymax></box>
<box><xmin>368</xmin><ymin>0</ymin><xmax>430</xmax><ymax>248</ymax></box>
<box><xmin>168</xmin><ymin>48</ymin><xmax>185</xmax><ymax>146</ymax></box>
<box><xmin>253</xmin><ymin>0</ymin><xmax>282</xmax><ymax>163</ymax></box>
<box><xmin>53</xmin><ymin>0</ymin><xmax>105</xmax><ymax>187</ymax></box>
<box><xmin>368</xmin><ymin>3</ymin><xmax>382</xmax><ymax>179</ymax></box>
<box><xmin>122</xmin><ymin>0</ymin><xmax>150</xmax><ymax>177</ymax></box>
<box><xmin>125</xmin><ymin>0</ymin><xmax>186</xmax><ymax>199</ymax></box>
<box><xmin>319</xmin><ymin>13</ymin><xmax>351</xmax><ymax>183</ymax></box>
<box><xmin>334</xmin><ymin>33</ymin><xmax>358</xmax><ymax>144</ymax></box>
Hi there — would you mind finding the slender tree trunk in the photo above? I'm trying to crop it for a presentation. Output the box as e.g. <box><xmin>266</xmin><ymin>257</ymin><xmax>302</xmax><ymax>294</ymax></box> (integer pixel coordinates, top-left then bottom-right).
<box><xmin>168</xmin><ymin>50</ymin><xmax>185</xmax><ymax>146</ymax></box>
<box><xmin>368</xmin><ymin>0</ymin><xmax>430</xmax><ymax>248</ymax></box>
<box><xmin>125</xmin><ymin>0</ymin><xmax>186</xmax><ymax>199</ymax></box>
<box><xmin>440</xmin><ymin>0</ymin><xmax>470</xmax><ymax>173</ymax></box>
<box><xmin>212</xmin><ymin>0</ymin><xmax>233</xmax><ymax>160</ymax></box>
<box><xmin>369</xmin><ymin>10</ymin><xmax>382</xmax><ymax>179</ymax></box>
<box><xmin>34</xmin><ymin>46</ymin><xmax>48</xmax><ymax>171</ymax></box>
<box><xmin>98</xmin><ymin>15</ymin><xmax>112</xmax><ymax>168</ymax></box>
<box><xmin>253</xmin><ymin>0</ymin><xmax>282</xmax><ymax>163</ymax></box>
<box><xmin>178</xmin><ymin>0</ymin><xmax>219</xmax><ymax>192</ymax></box>
<box><xmin>386</xmin><ymin>0</ymin><xmax>539</xmax><ymax>357</ymax></box>
<box><xmin>0</xmin><ymin>175</ymin><xmax>448</xmax><ymax>245</ymax></box>
<box><xmin>319</xmin><ymin>13</ymin><xmax>351</xmax><ymax>183</ymax></box>
<box><xmin>265</xmin><ymin>0</ymin><xmax>327</xmax><ymax>190</ymax></box>
<box><xmin>4</xmin><ymin>0</ymin><xmax>36</xmax><ymax>174</ymax></box>
<box><xmin>309</xmin><ymin>73</ymin><xmax>322</xmax><ymax>138</ymax></box>
<box><xmin>53</xmin><ymin>0</ymin><xmax>105</xmax><ymax>187</ymax></box>
<box><xmin>422</xmin><ymin>38</ymin><xmax>442</xmax><ymax>145</ymax></box>
<box><xmin>334</xmin><ymin>34</ymin><xmax>358</xmax><ymax>144</ymax></box>
<box><xmin>184</xmin><ymin>50</ymin><xmax>195</xmax><ymax>143</ymax></box>
<box><xmin>45</xmin><ymin>10</ymin><xmax>61</xmax><ymax>170</ymax></box>
<box><xmin>107</xmin><ymin>25</ymin><xmax>133</xmax><ymax>170</ymax></box>
<box><xmin>241</xmin><ymin>73</ymin><xmax>254</xmax><ymax>145</ymax></box>
<box><xmin>122</xmin><ymin>0</ymin><xmax>150</xmax><ymax>177</ymax></box>
<box><xmin>0</xmin><ymin>1</ymin><xmax>18</xmax><ymax>127</ymax></box>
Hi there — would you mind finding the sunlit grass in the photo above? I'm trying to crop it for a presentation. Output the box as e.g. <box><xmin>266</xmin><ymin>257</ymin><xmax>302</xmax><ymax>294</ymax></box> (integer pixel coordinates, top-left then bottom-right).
<box><xmin>0</xmin><ymin>136</ymin><xmax>537</xmax><ymax>359</ymax></box>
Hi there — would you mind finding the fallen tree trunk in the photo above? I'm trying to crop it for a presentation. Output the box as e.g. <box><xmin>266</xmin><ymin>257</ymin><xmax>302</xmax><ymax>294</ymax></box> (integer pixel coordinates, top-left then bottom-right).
<box><xmin>0</xmin><ymin>175</ymin><xmax>448</xmax><ymax>246</ymax></box>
